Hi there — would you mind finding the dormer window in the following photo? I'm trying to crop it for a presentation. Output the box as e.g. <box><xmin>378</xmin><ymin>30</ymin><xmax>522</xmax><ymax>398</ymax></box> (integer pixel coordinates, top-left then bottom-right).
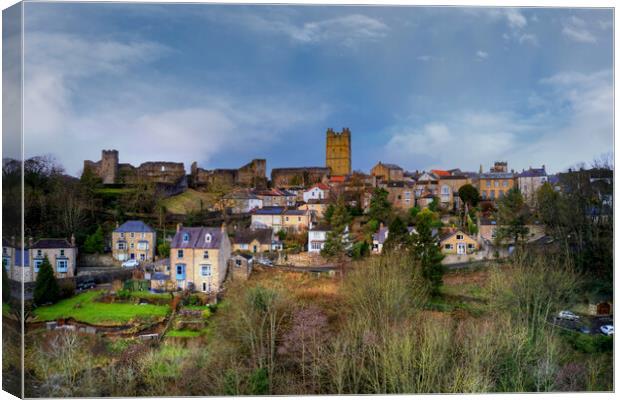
<box><xmin>182</xmin><ymin>233</ymin><xmax>190</xmax><ymax>242</ymax></box>
<box><xmin>205</xmin><ymin>233</ymin><xmax>211</xmax><ymax>243</ymax></box>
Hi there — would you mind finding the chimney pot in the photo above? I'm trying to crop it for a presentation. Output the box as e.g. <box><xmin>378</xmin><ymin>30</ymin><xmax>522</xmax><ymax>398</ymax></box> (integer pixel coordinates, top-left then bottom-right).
<box><xmin>176</xmin><ymin>223</ymin><xmax>182</xmax><ymax>233</ymax></box>
<box><xmin>70</xmin><ymin>234</ymin><xmax>76</xmax><ymax>247</ymax></box>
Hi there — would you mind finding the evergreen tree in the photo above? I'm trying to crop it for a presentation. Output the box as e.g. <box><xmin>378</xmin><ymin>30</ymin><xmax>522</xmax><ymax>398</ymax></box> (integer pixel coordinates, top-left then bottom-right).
<box><xmin>410</xmin><ymin>208</ymin><xmax>445</xmax><ymax>295</ymax></box>
<box><xmin>321</xmin><ymin>199</ymin><xmax>352</xmax><ymax>259</ymax></box>
<box><xmin>368</xmin><ymin>188</ymin><xmax>392</xmax><ymax>223</ymax></box>
<box><xmin>33</xmin><ymin>256</ymin><xmax>60</xmax><ymax>305</ymax></box>
<box><xmin>83</xmin><ymin>225</ymin><xmax>105</xmax><ymax>253</ymax></box>
<box><xmin>383</xmin><ymin>216</ymin><xmax>410</xmax><ymax>252</ymax></box>
<box><xmin>458</xmin><ymin>184</ymin><xmax>480</xmax><ymax>208</ymax></box>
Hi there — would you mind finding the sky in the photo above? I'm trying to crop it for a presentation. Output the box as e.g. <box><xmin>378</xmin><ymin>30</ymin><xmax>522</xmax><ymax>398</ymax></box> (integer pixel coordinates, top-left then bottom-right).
<box><xmin>6</xmin><ymin>3</ymin><xmax>614</xmax><ymax>176</ymax></box>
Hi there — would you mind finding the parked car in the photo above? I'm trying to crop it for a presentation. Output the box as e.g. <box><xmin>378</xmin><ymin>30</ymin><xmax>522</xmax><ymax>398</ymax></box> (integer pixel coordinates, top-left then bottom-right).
<box><xmin>76</xmin><ymin>278</ymin><xmax>96</xmax><ymax>291</ymax></box>
<box><xmin>257</xmin><ymin>258</ymin><xmax>273</xmax><ymax>267</ymax></box>
<box><xmin>557</xmin><ymin>310</ymin><xmax>580</xmax><ymax>321</ymax></box>
<box><xmin>579</xmin><ymin>326</ymin><xmax>591</xmax><ymax>334</ymax></box>
<box><xmin>600</xmin><ymin>325</ymin><xmax>614</xmax><ymax>336</ymax></box>
<box><xmin>122</xmin><ymin>259</ymin><xmax>140</xmax><ymax>268</ymax></box>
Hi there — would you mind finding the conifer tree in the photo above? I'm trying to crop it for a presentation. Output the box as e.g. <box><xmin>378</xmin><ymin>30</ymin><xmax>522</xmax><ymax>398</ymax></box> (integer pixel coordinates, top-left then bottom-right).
<box><xmin>33</xmin><ymin>256</ymin><xmax>60</xmax><ymax>305</ymax></box>
<box><xmin>410</xmin><ymin>208</ymin><xmax>445</xmax><ymax>295</ymax></box>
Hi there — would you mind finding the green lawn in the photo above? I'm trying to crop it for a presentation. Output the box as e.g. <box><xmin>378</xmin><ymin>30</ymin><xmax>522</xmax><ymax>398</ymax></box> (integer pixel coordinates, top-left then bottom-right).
<box><xmin>129</xmin><ymin>290</ymin><xmax>173</xmax><ymax>299</ymax></box>
<box><xmin>159</xmin><ymin>189</ymin><xmax>216</xmax><ymax>214</ymax></box>
<box><xmin>94</xmin><ymin>188</ymin><xmax>135</xmax><ymax>195</ymax></box>
<box><xmin>33</xmin><ymin>291</ymin><xmax>171</xmax><ymax>325</ymax></box>
<box><xmin>166</xmin><ymin>329</ymin><xmax>202</xmax><ymax>338</ymax></box>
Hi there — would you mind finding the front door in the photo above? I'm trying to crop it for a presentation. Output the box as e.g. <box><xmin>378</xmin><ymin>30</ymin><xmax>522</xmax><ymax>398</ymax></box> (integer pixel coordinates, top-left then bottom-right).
<box><xmin>253</xmin><ymin>245</ymin><xmax>257</xmax><ymax>253</ymax></box>
<box><xmin>130</xmin><ymin>253</ymin><xmax>135</xmax><ymax>260</ymax></box>
<box><xmin>457</xmin><ymin>243</ymin><xmax>466</xmax><ymax>255</ymax></box>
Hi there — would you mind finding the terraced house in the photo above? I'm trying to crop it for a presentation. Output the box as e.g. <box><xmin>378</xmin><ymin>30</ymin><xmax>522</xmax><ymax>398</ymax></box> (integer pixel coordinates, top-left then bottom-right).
<box><xmin>112</xmin><ymin>220</ymin><xmax>156</xmax><ymax>263</ymax></box>
<box><xmin>170</xmin><ymin>224</ymin><xmax>231</xmax><ymax>292</ymax></box>
<box><xmin>29</xmin><ymin>237</ymin><xmax>78</xmax><ymax>280</ymax></box>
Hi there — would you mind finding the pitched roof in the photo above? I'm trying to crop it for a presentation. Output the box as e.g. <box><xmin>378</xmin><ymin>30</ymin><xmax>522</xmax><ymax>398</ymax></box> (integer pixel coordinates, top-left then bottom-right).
<box><xmin>31</xmin><ymin>239</ymin><xmax>74</xmax><ymax>249</ymax></box>
<box><xmin>233</xmin><ymin>228</ymin><xmax>273</xmax><ymax>245</ymax></box>
<box><xmin>431</xmin><ymin>169</ymin><xmax>451</xmax><ymax>177</ymax></box>
<box><xmin>252</xmin><ymin>206</ymin><xmax>286</xmax><ymax>215</ymax></box>
<box><xmin>151</xmin><ymin>272</ymin><xmax>170</xmax><ymax>280</ymax></box>
<box><xmin>306</xmin><ymin>183</ymin><xmax>330</xmax><ymax>191</ymax></box>
<box><xmin>439</xmin><ymin>230</ymin><xmax>475</xmax><ymax>242</ymax></box>
<box><xmin>171</xmin><ymin>227</ymin><xmax>225</xmax><ymax>249</ymax></box>
<box><xmin>479</xmin><ymin>172</ymin><xmax>515</xmax><ymax>179</ymax></box>
<box><xmin>379</xmin><ymin>163</ymin><xmax>403</xmax><ymax>170</ymax></box>
<box><xmin>518</xmin><ymin>168</ymin><xmax>547</xmax><ymax>178</ymax></box>
<box><xmin>114</xmin><ymin>220</ymin><xmax>155</xmax><ymax>233</ymax></box>
<box><xmin>329</xmin><ymin>176</ymin><xmax>346</xmax><ymax>183</ymax></box>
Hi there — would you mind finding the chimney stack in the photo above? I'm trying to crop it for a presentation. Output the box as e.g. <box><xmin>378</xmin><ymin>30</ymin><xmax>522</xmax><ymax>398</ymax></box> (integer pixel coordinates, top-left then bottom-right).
<box><xmin>221</xmin><ymin>222</ymin><xmax>227</xmax><ymax>234</ymax></box>
<box><xmin>70</xmin><ymin>234</ymin><xmax>76</xmax><ymax>247</ymax></box>
<box><xmin>28</xmin><ymin>237</ymin><xmax>33</xmax><ymax>248</ymax></box>
<box><xmin>10</xmin><ymin>236</ymin><xmax>15</xmax><ymax>247</ymax></box>
<box><xmin>176</xmin><ymin>223</ymin><xmax>182</xmax><ymax>233</ymax></box>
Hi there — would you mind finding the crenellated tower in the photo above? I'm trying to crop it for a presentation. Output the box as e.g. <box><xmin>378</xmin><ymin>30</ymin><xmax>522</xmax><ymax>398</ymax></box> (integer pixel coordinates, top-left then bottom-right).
<box><xmin>325</xmin><ymin>127</ymin><xmax>351</xmax><ymax>176</ymax></box>
<box><xmin>100</xmin><ymin>149</ymin><xmax>119</xmax><ymax>184</ymax></box>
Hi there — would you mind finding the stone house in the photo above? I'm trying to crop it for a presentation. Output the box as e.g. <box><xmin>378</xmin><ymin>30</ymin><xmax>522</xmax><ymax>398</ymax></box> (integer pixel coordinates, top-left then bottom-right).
<box><xmin>298</xmin><ymin>199</ymin><xmax>330</xmax><ymax>219</ymax></box>
<box><xmin>169</xmin><ymin>224</ymin><xmax>231</xmax><ymax>292</ymax></box>
<box><xmin>30</xmin><ymin>237</ymin><xmax>78</xmax><ymax>280</ymax></box>
<box><xmin>112</xmin><ymin>220</ymin><xmax>156</xmax><ymax>263</ymax></box>
<box><xmin>414</xmin><ymin>172</ymin><xmax>439</xmax><ymax>199</ymax></box>
<box><xmin>302</xmin><ymin>183</ymin><xmax>330</xmax><ymax>203</ymax></box>
<box><xmin>251</xmin><ymin>207</ymin><xmax>311</xmax><ymax>233</ymax></box>
<box><xmin>371</xmin><ymin>162</ymin><xmax>404</xmax><ymax>182</ymax></box>
<box><xmin>228</xmin><ymin>254</ymin><xmax>253</xmax><ymax>281</ymax></box>
<box><xmin>3</xmin><ymin>238</ymin><xmax>33</xmax><ymax>282</ymax></box>
<box><xmin>254</xmin><ymin>188</ymin><xmax>296</xmax><ymax>207</ymax></box>
<box><xmin>372</xmin><ymin>224</ymin><xmax>415</xmax><ymax>254</ymax></box>
<box><xmin>478</xmin><ymin>162</ymin><xmax>516</xmax><ymax>201</ymax></box>
<box><xmin>382</xmin><ymin>181</ymin><xmax>415</xmax><ymax>210</ymax></box>
<box><xmin>438</xmin><ymin>174</ymin><xmax>470</xmax><ymax>210</ymax></box>
<box><xmin>221</xmin><ymin>189</ymin><xmax>263</xmax><ymax>214</ymax></box>
<box><xmin>478</xmin><ymin>218</ymin><xmax>546</xmax><ymax>245</ymax></box>
<box><xmin>439</xmin><ymin>230</ymin><xmax>478</xmax><ymax>255</ymax></box>
<box><xmin>232</xmin><ymin>228</ymin><xmax>274</xmax><ymax>253</ymax></box>
<box><xmin>516</xmin><ymin>166</ymin><xmax>547</xmax><ymax>205</ymax></box>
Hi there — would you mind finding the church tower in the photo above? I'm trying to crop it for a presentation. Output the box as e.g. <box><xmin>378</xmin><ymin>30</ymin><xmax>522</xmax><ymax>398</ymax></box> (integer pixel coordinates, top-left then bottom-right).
<box><xmin>325</xmin><ymin>127</ymin><xmax>351</xmax><ymax>176</ymax></box>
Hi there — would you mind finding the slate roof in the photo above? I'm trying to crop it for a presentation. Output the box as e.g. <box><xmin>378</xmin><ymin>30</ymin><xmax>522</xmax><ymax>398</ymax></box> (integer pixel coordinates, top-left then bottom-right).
<box><xmin>479</xmin><ymin>172</ymin><xmax>515</xmax><ymax>179</ymax></box>
<box><xmin>518</xmin><ymin>168</ymin><xmax>547</xmax><ymax>178</ymax></box>
<box><xmin>151</xmin><ymin>272</ymin><xmax>170</xmax><ymax>281</ymax></box>
<box><xmin>283</xmin><ymin>209</ymin><xmax>307</xmax><ymax>216</ymax></box>
<box><xmin>439</xmin><ymin>230</ymin><xmax>475</xmax><ymax>242</ymax></box>
<box><xmin>233</xmin><ymin>228</ymin><xmax>273</xmax><ymax>245</ymax></box>
<box><xmin>171</xmin><ymin>227</ymin><xmax>225</xmax><ymax>249</ymax></box>
<box><xmin>31</xmin><ymin>239</ymin><xmax>74</xmax><ymax>249</ymax></box>
<box><xmin>372</xmin><ymin>226</ymin><xmax>416</xmax><ymax>244</ymax></box>
<box><xmin>253</xmin><ymin>207</ymin><xmax>286</xmax><ymax>215</ymax></box>
<box><xmin>115</xmin><ymin>220</ymin><xmax>155</xmax><ymax>233</ymax></box>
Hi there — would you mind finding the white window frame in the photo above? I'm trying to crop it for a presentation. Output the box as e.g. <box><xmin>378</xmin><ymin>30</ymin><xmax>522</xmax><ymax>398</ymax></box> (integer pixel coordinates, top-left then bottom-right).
<box><xmin>56</xmin><ymin>259</ymin><xmax>68</xmax><ymax>273</ymax></box>
<box><xmin>201</xmin><ymin>265</ymin><xmax>212</xmax><ymax>277</ymax></box>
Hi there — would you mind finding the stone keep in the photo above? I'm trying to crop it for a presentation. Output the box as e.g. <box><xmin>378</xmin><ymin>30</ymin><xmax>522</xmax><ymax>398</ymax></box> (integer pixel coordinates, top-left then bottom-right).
<box><xmin>326</xmin><ymin>127</ymin><xmax>351</xmax><ymax>176</ymax></box>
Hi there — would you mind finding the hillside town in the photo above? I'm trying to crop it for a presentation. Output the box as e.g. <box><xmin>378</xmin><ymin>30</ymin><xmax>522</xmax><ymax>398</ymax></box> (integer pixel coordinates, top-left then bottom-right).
<box><xmin>3</xmin><ymin>128</ymin><xmax>612</xmax><ymax>293</ymax></box>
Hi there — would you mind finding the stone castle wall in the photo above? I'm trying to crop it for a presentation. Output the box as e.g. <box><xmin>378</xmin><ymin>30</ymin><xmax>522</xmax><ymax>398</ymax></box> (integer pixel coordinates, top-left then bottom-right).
<box><xmin>190</xmin><ymin>159</ymin><xmax>267</xmax><ymax>188</ymax></box>
<box><xmin>271</xmin><ymin>167</ymin><xmax>330</xmax><ymax>188</ymax></box>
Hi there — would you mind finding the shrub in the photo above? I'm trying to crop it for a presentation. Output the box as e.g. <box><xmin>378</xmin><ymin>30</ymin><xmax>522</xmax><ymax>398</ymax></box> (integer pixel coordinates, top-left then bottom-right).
<box><xmin>116</xmin><ymin>289</ymin><xmax>131</xmax><ymax>299</ymax></box>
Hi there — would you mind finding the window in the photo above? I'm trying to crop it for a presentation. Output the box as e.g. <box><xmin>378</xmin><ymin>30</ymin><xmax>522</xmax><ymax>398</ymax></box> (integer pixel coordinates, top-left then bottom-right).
<box><xmin>202</xmin><ymin>282</ymin><xmax>207</xmax><ymax>292</ymax></box>
<box><xmin>140</xmin><ymin>254</ymin><xmax>145</xmax><ymax>261</ymax></box>
<box><xmin>120</xmin><ymin>232</ymin><xmax>125</xmax><ymax>238</ymax></box>
<box><xmin>182</xmin><ymin>233</ymin><xmax>189</xmax><ymax>242</ymax></box>
<box><xmin>118</xmin><ymin>242</ymin><xmax>126</xmax><ymax>250</ymax></box>
<box><xmin>441</xmin><ymin>185</ymin><xmax>450</xmax><ymax>195</ymax></box>
<box><xmin>235</xmin><ymin>259</ymin><xmax>242</xmax><ymax>266</ymax></box>
<box><xmin>130</xmin><ymin>243</ymin><xmax>134</xmax><ymax>249</ymax></box>
<box><xmin>2</xmin><ymin>247</ymin><xmax>7</xmax><ymax>256</ymax></box>
<box><xmin>502</xmin><ymin>180</ymin><xmax>508</xmax><ymax>187</ymax></box>
<box><xmin>444</xmin><ymin>244</ymin><xmax>453</xmax><ymax>249</ymax></box>
<box><xmin>60</xmin><ymin>249</ymin><xmax>65</xmax><ymax>256</ymax></box>
<box><xmin>177</xmin><ymin>249</ymin><xmax>184</xmax><ymax>258</ymax></box>
<box><xmin>203</xmin><ymin>251</ymin><xmax>209</xmax><ymax>259</ymax></box>
<box><xmin>298</xmin><ymin>217</ymin><xmax>301</xmax><ymax>222</ymax></box>
<box><xmin>286</xmin><ymin>217</ymin><xmax>289</xmax><ymax>221</ymax></box>
<box><xmin>201</xmin><ymin>265</ymin><xmax>212</xmax><ymax>276</ymax></box>
<box><xmin>176</xmin><ymin>264</ymin><xmax>185</xmax><ymax>276</ymax></box>
<box><xmin>205</xmin><ymin>234</ymin><xmax>211</xmax><ymax>243</ymax></box>
<box><xmin>468</xmin><ymin>244</ymin><xmax>474</xmax><ymax>249</ymax></box>
<box><xmin>138</xmin><ymin>242</ymin><xmax>148</xmax><ymax>250</ymax></box>
<box><xmin>490</xmin><ymin>191</ymin><xmax>495</xmax><ymax>199</ymax></box>
<box><xmin>34</xmin><ymin>259</ymin><xmax>43</xmax><ymax>273</ymax></box>
<box><xmin>3</xmin><ymin>257</ymin><xmax>10</xmax><ymax>271</ymax></box>
<box><xmin>161</xmin><ymin>166</ymin><xmax>166</xmax><ymax>172</ymax></box>
<box><xmin>311</xmin><ymin>242</ymin><xmax>322</xmax><ymax>250</ymax></box>
<box><xmin>499</xmin><ymin>190</ymin><xmax>504</xmax><ymax>198</ymax></box>
<box><xmin>494</xmin><ymin>181</ymin><xmax>499</xmax><ymax>187</ymax></box>
<box><xmin>486</xmin><ymin>180</ymin><xmax>491</xmax><ymax>187</ymax></box>
<box><xmin>37</xmin><ymin>250</ymin><xmax>42</xmax><ymax>257</ymax></box>
<box><xmin>142</xmin><ymin>232</ymin><xmax>146</xmax><ymax>239</ymax></box>
<box><xmin>456</xmin><ymin>234</ymin><xmax>463</xmax><ymax>240</ymax></box>
<box><xmin>56</xmin><ymin>259</ymin><xmax>68</xmax><ymax>273</ymax></box>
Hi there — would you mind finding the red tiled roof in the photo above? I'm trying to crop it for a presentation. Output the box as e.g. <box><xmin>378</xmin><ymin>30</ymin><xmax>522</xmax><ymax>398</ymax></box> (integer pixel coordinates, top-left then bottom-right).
<box><xmin>329</xmin><ymin>176</ymin><xmax>346</xmax><ymax>183</ymax></box>
<box><xmin>431</xmin><ymin>169</ymin><xmax>451</xmax><ymax>177</ymax></box>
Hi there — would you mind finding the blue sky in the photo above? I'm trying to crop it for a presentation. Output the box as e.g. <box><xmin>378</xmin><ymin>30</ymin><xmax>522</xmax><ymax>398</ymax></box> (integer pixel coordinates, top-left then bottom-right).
<box><xmin>15</xmin><ymin>3</ymin><xmax>613</xmax><ymax>176</ymax></box>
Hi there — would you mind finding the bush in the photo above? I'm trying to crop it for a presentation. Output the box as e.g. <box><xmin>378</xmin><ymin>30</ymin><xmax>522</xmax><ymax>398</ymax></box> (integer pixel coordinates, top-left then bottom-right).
<box><xmin>562</xmin><ymin>331</ymin><xmax>613</xmax><ymax>353</ymax></box>
<box><xmin>157</xmin><ymin>241</ymin><xmax>170</xmax><ymax>258</ymax></box>
<box><xmin>83</xmin><ymin>225</ymin><xmax>105</xmax><ymax>254</ymax></box>
<box><xmin>116</xmin><ymin>289</ymin><xmax>131</xmax><ymax>299</ymax></box>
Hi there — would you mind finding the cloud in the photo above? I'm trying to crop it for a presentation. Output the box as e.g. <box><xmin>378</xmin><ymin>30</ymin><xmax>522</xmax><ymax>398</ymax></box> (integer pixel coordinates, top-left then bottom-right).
<box><xmin>23</xmin><ymin>32</ymin><xmax>331</xmax><ymax>174</ymax></box>
<box><xmin>471</xmin><ymin>8</ymin><xmax>537</xmax><ymax>47</ymax></box>
<box><xmin>384</xmin><ymin>111</ymin><xmax>523</xmax><ymax>171</ymax></box>
<box><xmin>383</xmin><ymin>69</ymin><xmax>612</xmax><ymax>173</ymax></box>
<box><xmin>562</xmin><ymin>16</ymin><xmax>597</xmax><ymax>43</ymax></box>
<box><xmin>476</xmin><ymin>50</ymin><xmax>489</xmax><ymax>60</ymax></box>
<box><xmin>217</xmin><ymin>12</ymin><xmax>389</xmax><ymax>48</ymax></box>
<box><xmin>417</xmin><ymin>55</ymin><xmax>432</xmax><ymax>62</ymax></box>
